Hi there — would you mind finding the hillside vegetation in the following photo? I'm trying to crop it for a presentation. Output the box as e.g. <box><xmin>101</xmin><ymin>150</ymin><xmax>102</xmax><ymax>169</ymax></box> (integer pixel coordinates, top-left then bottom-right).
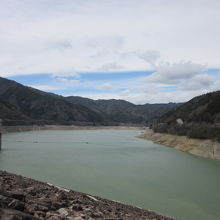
<box><xmin>153</xmin><ymin>91</ymin><xmax>220</xmax><ymax>141</ymax></box>
<box><xmin>0</xmin><ymin>77</ymin><xmax>180</xmax><ymax>126</ymax></box>
<box><xmin>66</xmin><ymin>96</ymin><xmax>181</xmax><ymax>124</ymax></box>
<box><xmin>0</xmin><ymin>77</ymin><xmax>103</xmax><ymax>125</ymax></box>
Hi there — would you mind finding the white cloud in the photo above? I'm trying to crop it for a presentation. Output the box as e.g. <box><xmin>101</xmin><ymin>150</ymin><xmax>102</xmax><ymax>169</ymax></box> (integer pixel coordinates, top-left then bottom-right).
<box><xmin>47</xmin><ymin>40</ymin><xmax>73</xmax><ymax>52</ymax></box>
<box><xmin>133</xmin><ymin>50</ymin><xmax>160</xmax><ymax>67</ymax></box>
<box><xmin>52</xmin><ymin>71</ymin><xmax>80</xmax><ymax>78</ymax></box>
<box><xmin>62</xmin><ymin>78</ymin><xmax>219</xmax><ymax>104</ymax></box>
<box><xmin>213</xmin><ymin>81</ymin><xmax>220</xmax><ymax>91</ymax></box>
<box><xmin>135</xmin><ymin>61</ymin><xmax>218</xmax><ymax>103</ymax></box>
<box><xmin>30</xmin><ymin>85</ymin><xmax>59</xmax><ymax>91</ymax></box>
<box><xmin>141</xmin><ymin>61</ymin><xmax>206</xmax><ymax>84</ymax></box>
<box><xmin>97</xmin><ymin>63</ymin><xmax>124</xmax><ymax>72</ymax></box>
<box><xmin>178</xmin><ymin>74</ymin><xmax>213</xmax><ymax>91</ymax></box>
<box><xmin>69</xmin><ymin>89</ymin><xmax>201</xmax><ymax>104</ymax></box>
<box><xmin>120</xmin><ymin>89</ymin><xmax>131</xmax><ymax>97</ymax></box>
<box><xmin>133</xmin><ymin>89</ymin><xmax>211</xmax><ymax>104</ymax></box>
<box><xmin>97</xmin><ymin>83</ymin><xmax>116</xmax><ymax>91</ymax></box>
<box><xmin>0</xmin><ymin>0</ymin><xmax>220</xmax><ymax>77</ymax></box>
<box><xmin>55</xmin><ymin>77</ymin><xmax>79</xmax><ymax>84</ymax></box>
<box><xmin>1</xmin><ymin>0</ymin><xmax>220</xmax><ymax>104</ymax></box>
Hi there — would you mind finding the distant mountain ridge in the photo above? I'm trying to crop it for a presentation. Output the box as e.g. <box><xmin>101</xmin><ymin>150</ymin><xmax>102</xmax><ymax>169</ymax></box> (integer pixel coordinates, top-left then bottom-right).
<box><xmin>152</xmin><ymin>91</ymin><xmax>220</xmax><ymax>141</ymax></box>
<box><xmin>0</xmin><ymin>77</ymin><xmax>181</xmax><ymax>126</ymax></box>
<box><xmin>66</xmin><ymin>96</ymin><xmax>181</xmax><ymax>124</ymax></box>
<box><xmin>0</xmin><ymin>77</ymin><xmax>103</xmax><ymax>125</ymax></box>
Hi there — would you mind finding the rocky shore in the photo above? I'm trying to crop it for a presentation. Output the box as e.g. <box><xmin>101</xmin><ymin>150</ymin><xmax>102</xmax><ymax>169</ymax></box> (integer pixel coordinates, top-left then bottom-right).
<box><xmin>139</xmin><ymin>129</ymin><xmax>220</xmax><ymax>160</ymax></box>
<box><xmin>0</xmin><ymin>171</ymin><xmax>175</xmax><ymax>220</ymax></box>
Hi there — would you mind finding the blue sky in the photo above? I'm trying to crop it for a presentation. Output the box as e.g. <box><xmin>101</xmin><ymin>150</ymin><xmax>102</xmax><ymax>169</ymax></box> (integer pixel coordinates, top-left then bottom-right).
<box><xmin>1</xmin><ymin>0</ymin><xmax>220</xmax><ymax>103</ymax></box>
<box><xmin>7</xmin><ymin>70</ymin><xmax>153</xmax><ymax>97</ymax></box>
<box><xmin>7</xmin><ymin>71</ymin><xmax>153</xmax><ymax>86</ymax></box>
<box><xmin>7</xmin><ymin>68</ymin><xmax>220</xmax><ymax>104</ymax></box>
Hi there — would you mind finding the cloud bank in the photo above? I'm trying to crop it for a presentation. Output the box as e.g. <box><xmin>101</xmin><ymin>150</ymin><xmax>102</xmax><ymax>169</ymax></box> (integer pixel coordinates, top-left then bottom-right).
<box><xmin>1</xmin><ymin>0</ymin><xmax>220</xmax><ymax>76</ymax></box>
<box><xmin>1</xmin><ymin>0</ymin><xmax>220</xmax><ymax>103</ymax></box>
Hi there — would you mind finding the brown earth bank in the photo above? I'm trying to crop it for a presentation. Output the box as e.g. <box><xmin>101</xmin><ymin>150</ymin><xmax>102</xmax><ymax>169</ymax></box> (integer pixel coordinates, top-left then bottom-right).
<box><xmin>139</xmin><ymin>129</ymin><xmax>220</xmax><ymax>160</ymax></box>
<box><xmin>0</xmin><ymin>125</ymin><xmax>144</xmax><ymax>133</ymax></box>
<box><xmin>0</xmin><ymin>171</ymin><xmax>176</xmax><ymax>220</ymax></box>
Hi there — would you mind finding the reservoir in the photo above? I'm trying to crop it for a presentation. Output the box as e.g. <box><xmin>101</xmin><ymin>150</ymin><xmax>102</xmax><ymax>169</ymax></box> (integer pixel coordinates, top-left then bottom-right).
<box><xmin>0</xmin><ymin>129</ymin><xmax>220</xmax><ymax>220</ymax></box>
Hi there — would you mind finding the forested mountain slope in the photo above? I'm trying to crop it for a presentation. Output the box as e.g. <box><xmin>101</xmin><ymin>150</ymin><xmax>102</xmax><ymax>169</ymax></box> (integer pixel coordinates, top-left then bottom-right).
<box><xmin>0</xmin><ymin>77</ymin><xmax>181</xmax><ymax>126</ymax></box>
<box><xmin>66</xmin><ymin>96</ymin><xmax>181</xmax><ymax>124</ymax></box>
<box><xmin>0</xmin><ymin>77</ymin><xmax>103</xmax><ymax>125</ymax></box>
<box><xmin>153</xmin><ymin>91</ymin><xmax>220</xmax><ymax>141</ymax></box>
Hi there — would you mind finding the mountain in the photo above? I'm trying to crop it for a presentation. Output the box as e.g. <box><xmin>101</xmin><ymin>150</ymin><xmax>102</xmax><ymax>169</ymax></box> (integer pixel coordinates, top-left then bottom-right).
<box><xmin>0</xmin><ymin>77</ymin><xmax>181</xmax><ymax>126</ymax></box>
<box><xmin>0</xmin><ymin>77</ymin><xmax>103</xmax><ymax>125</ymax></box>
<box><xmin>66</xmin><ymin>96</ymin><xmax>181</xmax><ymax>124</ymax></box>
<box><xmin>152</xmin><ymin>91</ymin><xmax>220</xmax><ymax>141</ymax></box>
<box><xmin>0</xmin><ymin>100</ymin><xmax>29</xmax><ymax>122</ymax></box>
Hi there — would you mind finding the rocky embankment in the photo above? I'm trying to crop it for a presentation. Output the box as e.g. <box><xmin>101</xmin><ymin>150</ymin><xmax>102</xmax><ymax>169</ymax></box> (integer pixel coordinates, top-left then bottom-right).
<box><xmin>139</xmin><ymin>129</ymin><xmax>220</xmax><ymax>160</ymax></box>
<box><xmin>0</xmin><ymin>171</ymin><xmax>175</xmax><ymax>220</ymax></box>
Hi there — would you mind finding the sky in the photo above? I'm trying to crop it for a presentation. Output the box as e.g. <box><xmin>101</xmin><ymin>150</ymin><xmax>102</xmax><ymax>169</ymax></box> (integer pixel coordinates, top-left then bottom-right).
<box><xmin>0</xmin><ymin>0</ymin><xmax>220</xmax><ymax>104</ymax></box>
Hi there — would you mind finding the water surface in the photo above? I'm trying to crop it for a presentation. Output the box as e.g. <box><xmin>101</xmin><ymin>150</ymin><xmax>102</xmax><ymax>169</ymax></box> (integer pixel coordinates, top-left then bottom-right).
<box><xmin>0</xmin><ymin>129</ymin><xmax>220</xmax><ymax>220</ymax></box>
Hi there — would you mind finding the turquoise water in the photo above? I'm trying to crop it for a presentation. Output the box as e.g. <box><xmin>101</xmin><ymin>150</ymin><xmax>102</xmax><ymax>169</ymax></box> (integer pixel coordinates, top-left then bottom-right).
<box><xmin>0</xmin><ymin>129</ymin><xmax>220</xmax><ymax>220</ymax></box>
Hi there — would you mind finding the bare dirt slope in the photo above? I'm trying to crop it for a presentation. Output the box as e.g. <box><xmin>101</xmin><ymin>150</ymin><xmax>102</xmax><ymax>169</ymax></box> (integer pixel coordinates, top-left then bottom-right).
<box><xmin>139</xmin><ymin>129</ymin><xmax>220</xmax><ymax>160</ymax></box>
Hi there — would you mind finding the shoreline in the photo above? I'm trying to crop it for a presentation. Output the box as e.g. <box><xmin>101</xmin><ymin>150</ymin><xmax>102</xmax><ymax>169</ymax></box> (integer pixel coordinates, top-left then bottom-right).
<box><xmin>139</xmin><ymin>129</ymin><xmax>220</xmax><ymax>160</ymax></box>
<box><xmin>0</xmin><ymin>125</ymin><xmax>145</xmax><ymax>133</ymax></box>
<box><xmin>0</xmin><ymin>170</ymin><xmax>175</xmax><ymax>220</ymax></box>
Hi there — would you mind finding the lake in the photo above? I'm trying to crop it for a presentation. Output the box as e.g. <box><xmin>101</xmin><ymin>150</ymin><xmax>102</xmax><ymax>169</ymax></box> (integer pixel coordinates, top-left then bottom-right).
<box><xmin>0</xmin><ymin>129</ymin><xmax>220</xmax><ymax>220</ymax></box>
